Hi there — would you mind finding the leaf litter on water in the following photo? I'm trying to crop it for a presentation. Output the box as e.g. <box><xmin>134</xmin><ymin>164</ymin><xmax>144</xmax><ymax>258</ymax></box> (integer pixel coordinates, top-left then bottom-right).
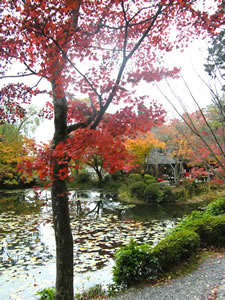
<box><xmin>0</xmin><ymin>189</ymin><xmax>178</xmax><ymax>298</ymax></box>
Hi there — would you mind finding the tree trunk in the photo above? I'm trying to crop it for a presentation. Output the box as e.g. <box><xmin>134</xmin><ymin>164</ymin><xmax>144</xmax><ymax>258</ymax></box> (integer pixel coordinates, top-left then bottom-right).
<box><xmin>95</xmin><ymin>167</ymin><xmax>103</xmax><ymax>182</ymax></box>
<box><xmin>51</xmin><ymin>80</ymin><xmax>74</xmax><ymax>300</ymax></box>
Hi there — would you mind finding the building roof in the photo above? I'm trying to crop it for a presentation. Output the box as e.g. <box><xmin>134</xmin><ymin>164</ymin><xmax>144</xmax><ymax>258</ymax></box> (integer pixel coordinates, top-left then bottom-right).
<box><xmin>146</xmin><ymin>149</ymin><xmax>177</xmax><ymax>165</ymax></box>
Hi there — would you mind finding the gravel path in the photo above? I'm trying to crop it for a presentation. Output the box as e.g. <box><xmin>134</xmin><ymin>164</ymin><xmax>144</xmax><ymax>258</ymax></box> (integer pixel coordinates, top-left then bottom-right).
<box><xmin>109</xmin><ymin>254</ymin><xmax>225</xmax><ymax>300</ymax></box>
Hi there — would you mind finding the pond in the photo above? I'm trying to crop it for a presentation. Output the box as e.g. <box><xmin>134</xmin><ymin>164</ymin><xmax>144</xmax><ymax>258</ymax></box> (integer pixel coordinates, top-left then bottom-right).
<box><xmin>0</xmin><ymin>189</ymin><xmax>209</xmax><ymax>299</ymax></box>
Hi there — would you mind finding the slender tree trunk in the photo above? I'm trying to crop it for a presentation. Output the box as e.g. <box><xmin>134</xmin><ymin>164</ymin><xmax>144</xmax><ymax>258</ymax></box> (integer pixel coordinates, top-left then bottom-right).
<box><xmin>95</xmin><ymin>167</ymin><xmax>103</xmax><ymax>182</ymax></box>
<box><xmin>51</xmin><ymin>80</ymin><xmax>74</xmax><ymax>300</ymax></box>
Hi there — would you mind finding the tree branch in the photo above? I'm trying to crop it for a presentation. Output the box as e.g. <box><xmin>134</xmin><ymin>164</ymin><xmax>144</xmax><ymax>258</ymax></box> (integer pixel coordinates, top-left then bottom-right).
<box><xmin>90</xmin><ymin>4</ymin><xmax>163</xmax><ymax>130</ymax></box>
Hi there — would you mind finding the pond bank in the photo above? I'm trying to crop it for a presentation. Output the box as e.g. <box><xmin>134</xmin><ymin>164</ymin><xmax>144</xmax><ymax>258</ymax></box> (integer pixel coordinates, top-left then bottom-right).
<box><xmin>109</xmin><ymin>251</ymin><xmax>225</xmax><ymax>300</ymax></box>
<box><xmin>118</xmin><ymin>185</ymin><xmax>225</xmax><ymax>206</ymax></box>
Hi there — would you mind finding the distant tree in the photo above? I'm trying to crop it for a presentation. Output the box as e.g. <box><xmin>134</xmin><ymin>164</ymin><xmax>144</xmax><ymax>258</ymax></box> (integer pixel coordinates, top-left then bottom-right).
<box><xmin>0</xmin><ymin>130</ymin><xmax>36</xmax><ymax>186</ymax></box>
<box><xmin>1</xmin><ymin>1</ymin><xmax>224</xmax><ymax>298</ymax></box>
<box><xmin>205</xmin><ymin>29</ymin><xmax>225</xmax><ymax>89</ymax></box>
<box><xmin>125</xmin><ymin>132</ymin><xmax>165</xmax><ymax>173</ymax></box>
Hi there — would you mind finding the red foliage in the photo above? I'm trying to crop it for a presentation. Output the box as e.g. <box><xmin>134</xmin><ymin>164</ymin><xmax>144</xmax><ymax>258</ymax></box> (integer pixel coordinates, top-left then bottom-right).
<box><xmin>1</xmin><ymin>0</ymin><xmax>225</xmax><ymax>184</ymax></box>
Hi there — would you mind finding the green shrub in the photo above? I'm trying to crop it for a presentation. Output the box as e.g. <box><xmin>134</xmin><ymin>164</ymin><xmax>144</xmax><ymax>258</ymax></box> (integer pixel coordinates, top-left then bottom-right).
<box><xmin>209</xmin><ymin>216</ymin><xmax>225</xmax><ymax>247</ymax></box>
<box><xmin>113</xmin><ymin>230</ymin><xmax>200</xmax><ymax>288</ymax></box>
<box><xmin>113</xmin><ymin>239</ymin><xmax>160</xmax><ymax>288</ymax></box>
<box><xmin>129</xmin><ymin>181</ymin><xmax>147</xmax><ymax>199</ymax></box>
<box><xmin>175</xmin><ymin>210</ymin><xmax>207</xmax><ymax>231</ymax></box>
<box><xmin>36</xmin><ymin>287</ymin><xmax>55</xmax><ymax>300</ymax></box>
<box><xmin>145</xmin><ymin>179</ymin><xmax>158</xmax><ymax>185</ymax></box>
<box><xmin>179</xmin><ymin>217</ymin><xmax>212</xmax><ymax>247</ymax></box>
<box><xmin>151</xmin><ymin>230</ymin><xmax>200</xmax><ymax>272</ymax></box>
<box><xmin>144</xmin><ymin>174</ymin><xmax>157</xmax><ymax>182</ymax></box>
<box><xmin>182</xmin><ymin>215</ymin><xmax>225</xmax><ymax>247</ymax></box>
<box><xmin>128</xmin><ymin>173</ymin><xmax>142</xmax><ymax>183</ymax></box>
<box><xmin>113</xmin><ymin>198</ymin><xmax>225</xmax><ymax>289</ymax></box>
<box><xmin>161</xmin><ymin>185</ymin><xmax>174</xmax><ymax>202</ymax></box>
<box><xmin>144</xmin><ymin>183</ymin><xmax>162</xmax><ymax>203</ymax></box>
<box><xmin>183</xmin><ymin>179</ymin><xmax>202</xmax><ymax>198</ymax></box>
<box><xmin>206</xmin><ymin>197</ymin><xmax>225</xmax><ymax>216</ymax></box>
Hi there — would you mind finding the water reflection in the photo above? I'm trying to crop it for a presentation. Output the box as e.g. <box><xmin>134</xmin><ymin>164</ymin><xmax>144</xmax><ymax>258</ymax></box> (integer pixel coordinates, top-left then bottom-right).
<box><xmin>0</xmin><ymin>189</ymin><xmax>206</xmax><ymax>299</ymax></box>
<box><xmin>0</xmin><ymin>190</ymin><xmax>41</xmax><ymax>215</ymax></box>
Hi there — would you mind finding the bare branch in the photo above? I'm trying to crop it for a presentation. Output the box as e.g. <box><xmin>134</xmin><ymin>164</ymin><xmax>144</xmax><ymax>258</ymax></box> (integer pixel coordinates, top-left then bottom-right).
<box><xmin>0</xmin><ymin>73</ymin><xmax>35</xmax><ymax>80</ymax></box>
<box><xmin>155</xmin><ymin>82</ymin><xmax>225</xmax><ymax>172</ymax></box>
<box><xmin>181</xmin><ymin>76</ymin><xmax>225</xmax><ymax>157</ymax></box>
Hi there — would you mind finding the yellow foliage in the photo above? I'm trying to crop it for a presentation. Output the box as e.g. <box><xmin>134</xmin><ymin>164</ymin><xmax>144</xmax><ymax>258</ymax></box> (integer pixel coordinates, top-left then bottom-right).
<box><xmin>125</xmin><ymin>132</ymin><xmax>165</xmax><ymax>165</ymax></box>
<box><xmin>0</xmin><ymin>136</ymin><xmax>37</xmax><ymax>185</ymax></box>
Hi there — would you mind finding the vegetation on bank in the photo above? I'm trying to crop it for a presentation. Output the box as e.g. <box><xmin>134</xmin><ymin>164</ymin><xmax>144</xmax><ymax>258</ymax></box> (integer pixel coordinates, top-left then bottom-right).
<box><xmin>68</xmin><ymin>171</ymin><xmax>224</xmax><ymax>205</ymax></box>
<box><xmin>112</xmin><ymin>196</ymin><xmax>225</xmax><ymax>289</ymax></box>
<box><xmin>68</xmin><ymin>170</ymin><xmax>124</xmax><ymax>192</ymax></box>
<box><xmin>36</xmin><ymin>195</ymin><xmax>225</xmax><ymax>300</ymax></box>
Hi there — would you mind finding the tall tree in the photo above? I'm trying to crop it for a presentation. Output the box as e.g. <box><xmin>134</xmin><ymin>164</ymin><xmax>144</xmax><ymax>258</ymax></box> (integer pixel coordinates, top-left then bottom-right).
<box><xmin>1</xmin><ymin>1</ymin><xmax>224</xmax><ymax>298</ymax></box>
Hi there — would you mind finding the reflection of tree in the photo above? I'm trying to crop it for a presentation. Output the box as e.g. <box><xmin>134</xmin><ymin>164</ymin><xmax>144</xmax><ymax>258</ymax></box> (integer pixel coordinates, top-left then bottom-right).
<box><xmin>75</xmin><ymin>200</ymin><xmax>103</xmax><ymax>218</ymax></box>
<box><xmin>0</xmin><ymin>191</ymin><xmax>41</xmax><ymax>214</ymax></box>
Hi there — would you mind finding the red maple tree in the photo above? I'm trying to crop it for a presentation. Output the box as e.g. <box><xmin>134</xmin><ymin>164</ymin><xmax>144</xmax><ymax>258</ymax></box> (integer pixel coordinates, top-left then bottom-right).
<box><xmin>1</xmin><ymin>1</ymin><xmax>224</xmax><ymax>298</ymax></box>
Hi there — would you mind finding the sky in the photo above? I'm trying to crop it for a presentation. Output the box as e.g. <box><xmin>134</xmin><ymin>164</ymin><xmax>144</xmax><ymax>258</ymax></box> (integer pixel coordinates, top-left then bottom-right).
<box><xmin>1</xmin><ymin>1</ymin><xmax>221</xmax><ymax>144</ymax></box>
<box><xmin>34</xmin><ymin>37</ymin><xmax>217</xmax><ymax>143</ymax></box>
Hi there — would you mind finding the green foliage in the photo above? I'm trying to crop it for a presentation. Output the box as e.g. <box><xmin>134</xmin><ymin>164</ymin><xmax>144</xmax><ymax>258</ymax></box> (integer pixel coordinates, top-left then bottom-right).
<box><xmin>36</xmin><ymin>287</ymin><xmax>55</xmax><ymax>300</ymax></box>
<box><xmin>127</xmin><ymin>173</ymin><xmax>172</xmax><ymax>203</ymax></box>
<box><xmin>144</xmin><ymin>183</ymin><xmax>163</xmax><ymax>203</ymax></box>
<box><xmin>145</xmin><ymin>179</ymin><xmax>157</xmax><ymax>185</ymax></box>
<box><xmin>175</xmin><ymin>198</ymin><xmax>225</xmax><ymax>247</ymax></box>
<box><xmin>206</xmin><ymin>197</ymin><xmax>225</xmax><ymax>216</ymax></box>
<box><xmin>205</xmin><ymin>29</ymin><xmax>225</xmax><ymax>83</ymax></box>
<box><xmin>75</xmin><ymin>284</ymin><xmax>105</xmax><ymax>300</ymax></box>
<box><xmin>128</xmin><ymin>173</ymin><xmax>142</xmax><ymax>183</ymax></box>
<box><xmin>129</xmin><ymin>181</ymin><xmax>147</xmax><ymax>199</ymax></box>
<box><xmin>160</xmin><ymin>185</ymin><xmax>174</xmax><ymax>202</ymax></box>
<box><xmin>175</xmin><ymin>210</ymin><xmax>207</xmax><ymax>231</ymax></box>
<box><xmin>0</xmin><ymin>123</ymin><xmax>21</xmax><ymax>143</ymax></box>
<box><xmin>144</xmin><ymin>174</ymin><xmax>157</xmax><ymax>182</ymax></box>
<box><xmin>152</xmin><ymin>230</ymin><xmax>200</xmax><ymax>272</ymax></box>
<box><xmin>209</xmin><ymin>216</ymin><xmax>225</xmax><ymax>247</ymax></box>
<box><xmin>183</xmin><ymin>179</ymin><xmax>202</xmax><ymax>199</ymax></box>
<box><xmin>113</xmin><ymin>230</ymin><xmax>200</xmax><ymax>288</ymax></box>
<box><xmin>183</xmin><ymin>215</ymin><xmax>225</xmax><ymax>248</ymax></box>
<box><xmin>113</xmin><ymin>196</ymin><xmax>225</xmax><ymax>289</ymax></box>
<box><xmin>113</xmin><ymin>239</ymin><xmax>160</xmax><ymax>288</ymax></box>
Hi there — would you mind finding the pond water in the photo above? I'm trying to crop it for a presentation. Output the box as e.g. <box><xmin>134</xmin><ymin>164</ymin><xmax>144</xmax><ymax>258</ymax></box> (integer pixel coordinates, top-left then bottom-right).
<box><xmin>0</xmin><ymin>189</ymin><xmax>208</xmax><ymax>299</ymax></box>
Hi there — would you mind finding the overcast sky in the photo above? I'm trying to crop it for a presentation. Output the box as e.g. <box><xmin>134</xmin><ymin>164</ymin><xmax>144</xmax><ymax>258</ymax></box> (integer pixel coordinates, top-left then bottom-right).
<box><xmin>33</xmin><ymin>35</ymin><xmax>218</xmax><ymax>143</ymax></box>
